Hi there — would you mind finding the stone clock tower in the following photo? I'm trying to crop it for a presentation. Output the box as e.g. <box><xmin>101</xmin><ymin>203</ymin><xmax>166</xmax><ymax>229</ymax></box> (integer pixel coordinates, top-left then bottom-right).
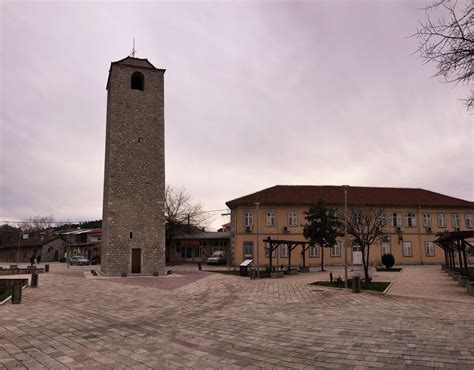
<box><xmin>101</xmin><ymin>56</ymin><xmax>165</xmax><ymax>276</ymax></box>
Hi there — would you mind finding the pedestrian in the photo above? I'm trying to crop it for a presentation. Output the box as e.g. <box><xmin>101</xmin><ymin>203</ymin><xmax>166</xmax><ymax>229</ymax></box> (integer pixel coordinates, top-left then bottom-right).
<box><xmin>36</xmin><ymin>255</ymin><xmax>41</xmax><ymax>264</ymax></box>
<box><xmin>30</xmin><ymin>255</ymin><xmax>35</xmax><ymax>266</ymax></box>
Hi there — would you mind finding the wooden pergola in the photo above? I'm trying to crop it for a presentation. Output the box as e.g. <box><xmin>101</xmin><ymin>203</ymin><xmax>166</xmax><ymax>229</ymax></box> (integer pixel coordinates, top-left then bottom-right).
<box><xmin>433</xmin><ymin>231</ymin><xmax>474</xmax><ymax>277</ymax></box>
<box><xmin>264</xmin><ymin>237</ymin><xmax>312</xmax><ymax>272</ymax></box>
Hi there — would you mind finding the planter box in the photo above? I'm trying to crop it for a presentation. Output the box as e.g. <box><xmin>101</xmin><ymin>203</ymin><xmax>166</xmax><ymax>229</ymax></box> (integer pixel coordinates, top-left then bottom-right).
<box><xmin>270</xmin><ymin>271</ymin><xmax>284</xmax><ymax>278</ymax></box>
<box><xmin>299</xmin><ymin>267</ymin><xmax>310</xmax><ymax>273</ymax></box>
<box><xmin>287</xmin><ymin>269</ymin><xmax>298</xmax><ymax>275</ymax></box>
<box><xmin>458</xmin><ymin>277</ymin><xmax>469</xmax><ymax>287</ymax></box>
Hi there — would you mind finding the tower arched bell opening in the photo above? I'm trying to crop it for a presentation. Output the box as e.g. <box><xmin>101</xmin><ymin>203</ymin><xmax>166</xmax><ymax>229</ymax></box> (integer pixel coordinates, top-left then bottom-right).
<box><xmin>131</xmin><ymin>71</ymin><xmax>145</xmax><ymax>91</ymax></box>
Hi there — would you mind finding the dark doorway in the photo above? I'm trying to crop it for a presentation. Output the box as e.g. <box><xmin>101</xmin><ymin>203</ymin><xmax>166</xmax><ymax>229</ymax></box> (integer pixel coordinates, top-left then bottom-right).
<box><xmin>132</xmin><ymin>249</ymin><xmax>141</xmax><ymax>273</ymax></box>
<box><xmin>54</xmin><ymin>250</ymin><xmax>59</xmax><ymax>261</ymax></box>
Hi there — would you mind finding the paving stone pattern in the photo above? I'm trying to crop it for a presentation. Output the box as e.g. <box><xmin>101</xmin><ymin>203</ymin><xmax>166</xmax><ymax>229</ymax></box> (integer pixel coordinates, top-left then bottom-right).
<box><xmin>1</xmin><ymin>263</ymin><xmax>473</xmax><ymax>369</ymax></box>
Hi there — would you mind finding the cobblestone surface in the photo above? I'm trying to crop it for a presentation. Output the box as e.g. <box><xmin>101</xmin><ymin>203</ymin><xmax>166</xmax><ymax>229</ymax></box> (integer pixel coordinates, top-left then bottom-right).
<box><xmin>0</xmin><ymin>263</ymin><xmax>473</xmax><ymax>369</ymax></box>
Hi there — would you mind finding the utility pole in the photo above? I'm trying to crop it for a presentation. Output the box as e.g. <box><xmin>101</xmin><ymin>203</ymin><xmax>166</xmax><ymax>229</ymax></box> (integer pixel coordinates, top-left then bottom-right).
<box><xmin>255</xmin><ymin>202</ymin><xmax>260</xmax><ymax>278</ymax></box>
<box><xmin>343</xmin><ymin>185</ymin><xmax>349</xmax><ymax>288</ymax></box>
<box><xmin>16</xmin><ymin>230</ymin><xmax>21</xmax><ymax>263</ymax></box>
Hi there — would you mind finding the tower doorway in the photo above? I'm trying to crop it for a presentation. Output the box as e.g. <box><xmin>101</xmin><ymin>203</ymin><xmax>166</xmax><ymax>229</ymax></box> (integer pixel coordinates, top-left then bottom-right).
<box><xmin>131</xmin><ymin>249</ymin><xmax>141</xmax><ymax>273</ymax></box>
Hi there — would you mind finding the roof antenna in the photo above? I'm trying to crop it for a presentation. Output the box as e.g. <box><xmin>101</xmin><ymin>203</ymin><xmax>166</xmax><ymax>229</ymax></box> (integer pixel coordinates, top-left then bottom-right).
<box><xmin>130</xmin><ymin>37</ymin><xmax>137</xmax><ymax>58</ymax></box>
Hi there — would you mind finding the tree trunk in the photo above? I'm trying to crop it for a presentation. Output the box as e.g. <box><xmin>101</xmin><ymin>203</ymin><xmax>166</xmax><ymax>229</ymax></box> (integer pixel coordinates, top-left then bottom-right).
<box><xmin>321</xmin><ymin>246</ymin><xmax>325</xmax><ymax>271</ymax></box>
<box><xmin>360</xmin><ymin>243</ymin><xmax>369</xmax><ymax>282</ymax></box>
<box><xmin>365</xmin><ymin>245</ymin><xmax>370</xmax><ymax>282</ymax></box>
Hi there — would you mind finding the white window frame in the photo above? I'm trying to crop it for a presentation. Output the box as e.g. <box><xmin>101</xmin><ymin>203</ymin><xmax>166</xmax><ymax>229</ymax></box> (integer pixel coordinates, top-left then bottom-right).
<box><xmin>424</xmin><ymin>241</ymin><xmax>435</xmax><ymax>257</ymax></box>
<box><xmin>244</xmin><ymin>212</ymin><xmax>253</xmax><ymax>227</ymax></box>
<box><xmin>402</xmin><ymin>241</ymin><xmax>413</xmax><ymax>257</ymax></box>
<box><xmin>381</xmin><ymin>241</ymin><xmax>391</xmax><ymax>256</ymax></box>
<box><xmin>330</xmin><ymin>241</ymin><xmax>341</xmax><ymax>257</ymax></box>
<box><xmin>452</xmin><ymin>214</ymin><xmax>460</xmax><ymax>229</ymax></box>
<box><xmin>390</xmin><ymin>212</ymin><xmax>401</xmax><ymax>227</ymax></box>
<box><xmin>465</xmin><ymin>214</ymin><xmax>474</xmax><ymax>228</ymax></box>
<box><xmin>281</xmin><ymin>243</ymin><xmax>289</xmax><ymax>258</ymax></box>
<box><xmin>288</xmin><ymin>212</ymin><xmax>298</xmax><ymax>227</ymax></box>
<box><xmin>309</xmin><ymin>245</ymin><xmax>320</xmax><ymax>258</ymax></box>
<box><xmin>265</xmin><ymin>211</ymin><xmax>276</xmax><ymax>227</ymax></box>
<box><xmin>422</xmin><ymin>213</ymin><xmax>432</xmax><ymax>227</ymax></box>
<box><xmin>437</xmin><ymin>213</ymin><xmax>446</xmax><ymax>228</ymax></box>
<box><xmin>264</xmin><ymin>242</ymin><xmax>276</xmax><ymax>258</ymax></box>
<box><xmin>380</xmin><ymin>213</ymin><xmax>386</xmax><ymax>227</ymax></box>
<box><xmin>404</xmin><ymin>213</ymin><xmax>417</xmax><ymax>228</ymax></box>
<box><xmin>243</xmin><ymin>241</ymin><xmax>254</xmax><ymax>259</ymax></box>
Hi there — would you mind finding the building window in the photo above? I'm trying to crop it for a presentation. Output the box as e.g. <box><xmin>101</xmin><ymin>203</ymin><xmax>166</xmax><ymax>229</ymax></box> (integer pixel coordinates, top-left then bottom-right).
<box><xmin>330</xmin><ymin>241</ymin><xmax>341</xmax><ymax>257</ymax></box>
<box><xmin>424</xmin><ymin>241</ymin><xmax>435</xmax><ymax>257</ymax></box>
<box><xmin>131</xmin><ymin>71</ymin><xmax>144</xmax><ymax>91</ymax></box>
<box><xmin>452</xmin><ymin>214</ymin><xmax>460</xmax><ymax>229</ymax></box>
<box><xmin>212</xmin><ymin>245</ymin><xmax>220</xmax><ymax>253</ymax></box>
<box><xmin>380</xmin><ymin>213</ymin><xmax>386</xmax><ymax>227</ymax></box>
<box><xmin>422</xmin><ymin>213</ymin><xmax>432</xmax><ymax>227</ymax></box>
<box><xmin>437</xmin><ymin>213</ymin><xmax>446</xmax><ymax>228</ymax></box>
<box><xmin>352</xmin><ymin>211</ymin><xmax>361</xmax><ymax>224</ymax></box>
<box><xmin>194</xmin><ymin>247</ymin><xmax>202</xmax><ymax>258</ymax></box>
<box><xmin>265</xmin><ymin>211</ymin><xmax>276</xmax><ymax>227</ymax></box>
<box><xmin>402</xmin><ymin>241</ymin><xmax>413</xmax><ymax>257</ymax></box>
<box><xmin>243</xmin><ymin>241</ymin><xmax>254</xmax><ymax>259</ymax></box>
<box><xmin>244</xmin><ymin>212</ymin><xmax>253</xmax><ymax>227</ymax></box>
<box><xmin>390</xmin><ymin>212</ymin><xmax>401</xmax><ymax>227</ymax></box>
<box><xmin>404</xmin><ymin>213</ymin><xmax>417</xmax><ymax>227</ymax></box>
<box><xmin>466</xmin><ymin>214</ymin><xmax>474</xmax><ymax>228</ymax></box>
<box><xmin>288</xmin><ymin>212</ymin><xmax>298</xmax><ymax>227</ymax></box>
<box><xmin>309</xmin><ymin>245</ymin><xmax>320</xmax><ymax>258</ymax></box>
<box><xmin>264</xmin><ymin>242</ymin><xmax>276</xmax><ymax>258</ymax></box>
<box><xmin>381</xmin><ymin>241</ymin><xmax>391</xmax><ymax>256</ymax></box>
<box><xmin>280</xmin><ymin>244</ymin><xmax>289</xmax><ymax>258</ymax></box>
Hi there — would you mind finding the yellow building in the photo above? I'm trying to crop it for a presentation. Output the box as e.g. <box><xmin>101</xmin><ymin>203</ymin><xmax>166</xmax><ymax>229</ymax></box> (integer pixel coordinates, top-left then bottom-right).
<box><xmin>225</xmin><ymin>185</ymin><xmax>474</xmax><ymax>267</ymax></box>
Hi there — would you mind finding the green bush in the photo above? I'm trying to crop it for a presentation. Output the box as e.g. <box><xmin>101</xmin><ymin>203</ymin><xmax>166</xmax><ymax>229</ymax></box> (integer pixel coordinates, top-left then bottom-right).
<box><xmin>381</xmin><ymin>253</ymin><xmax>395</xmax><ymax>270</ymax></box>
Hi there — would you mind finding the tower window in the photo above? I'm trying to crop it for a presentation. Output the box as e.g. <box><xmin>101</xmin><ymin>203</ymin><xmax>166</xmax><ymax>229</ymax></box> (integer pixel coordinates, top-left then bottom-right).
<box><xmin>131</xmin><ymin>71</ymin><xmax>144</xmax><ymax>91</ymax></box>
<box><xmin>130</xmin><ymin>232</ymin><xmax>133</xmax><ymax>239</ymax></box>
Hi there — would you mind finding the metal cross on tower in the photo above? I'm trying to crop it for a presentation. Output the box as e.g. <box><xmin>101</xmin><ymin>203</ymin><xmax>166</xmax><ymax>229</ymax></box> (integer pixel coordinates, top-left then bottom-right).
<box><xmin>130</xmin><ymin>37</ymin><xmax>137</xmax><ymax>57</ymax></box>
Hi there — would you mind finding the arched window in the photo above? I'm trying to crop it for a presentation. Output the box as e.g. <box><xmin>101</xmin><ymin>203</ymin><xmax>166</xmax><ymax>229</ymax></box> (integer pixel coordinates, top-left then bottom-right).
<box><xmin>131</xmin><ymin>71</ymin><xmax>144</xmax><ymax>91</ymax></box>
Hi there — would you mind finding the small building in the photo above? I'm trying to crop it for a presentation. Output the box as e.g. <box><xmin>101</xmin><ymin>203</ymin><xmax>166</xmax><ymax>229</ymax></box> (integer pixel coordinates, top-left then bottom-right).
<box><xmin>62</xmin><ymin>229</ymin><xmax>102</xmax><ymax>263</ymax></box>
<box><xmin>168</xmin><ymin>226</ymin><xmax>231</xmax><ymax>264</ymax></box>
<box><xmin>0</xmin><ymin>234</ymin><xmax>65</xmax><ymax>263</ymax></box>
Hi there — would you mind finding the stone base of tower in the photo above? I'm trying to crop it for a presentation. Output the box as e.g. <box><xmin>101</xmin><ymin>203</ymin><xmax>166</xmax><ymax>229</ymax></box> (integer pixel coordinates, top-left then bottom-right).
<box><xmin>100</xmin><ymin>229</ymin><xmax>166</xmax><ymax>276</ymax></box>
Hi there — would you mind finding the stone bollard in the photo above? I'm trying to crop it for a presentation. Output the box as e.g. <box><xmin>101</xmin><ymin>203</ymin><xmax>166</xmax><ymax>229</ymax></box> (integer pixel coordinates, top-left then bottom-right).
<box><xmin>30</xmin><ymin>272</ymin><xmax>39</xmax><ymax>288</ymax></box>
<box><xmin>466</xmin><ymin>281</ymin><xmax>474</xmax><ymax>295</ymax></box>
<box><xmin>198</xmin><ymin>262</ymin><xmax>202</xmax><ymax>271</ymax></box>
<box><xmin>45</xmin><ymin>264</ymin><xmax>49</xmax><ymax>273</ymax></box>
<box><xmin>352</xmin><ymin>276</ymin><xmax>361</xmax><ymax>293</ymax></box>
<box><xmin>458</xmin><ymin>276</ymin><xmax>469</xmax><ymax>287</ymax></box>
<box><xmin>11</xmin><ymin>283</ymin><xmax>22</xmax><ymax>304</ymax></box>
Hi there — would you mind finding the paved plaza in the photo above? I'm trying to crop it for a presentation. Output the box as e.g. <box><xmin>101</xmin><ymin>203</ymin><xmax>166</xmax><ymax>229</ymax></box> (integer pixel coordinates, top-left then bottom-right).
<box><xmin>1</xmin><ymin>263</ymin><xmax>473</xmax><ymax>369</ymax></box>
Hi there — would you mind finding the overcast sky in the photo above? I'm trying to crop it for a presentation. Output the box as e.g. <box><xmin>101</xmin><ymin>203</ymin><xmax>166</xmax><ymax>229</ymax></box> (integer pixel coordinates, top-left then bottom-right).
<box><xmin>1</xmin><ymin>0</ymin><xmax>472</xmax><ymax>230</ymax></box>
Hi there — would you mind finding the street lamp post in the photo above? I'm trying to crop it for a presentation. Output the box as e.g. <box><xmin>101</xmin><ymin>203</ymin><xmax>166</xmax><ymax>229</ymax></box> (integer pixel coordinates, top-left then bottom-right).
<box><xmin>255</xmin><ymin>202</ymin><xmax>260</xmax><ymax>279</ymax></box>
<box><xmin>16</xmin><ymin>230</ymin><xmax>22</xmax><ymax>263</ymax></box>
<box><xmin>343</xmin><ymin>185</ymin><xmax>349</xmax><ymax>288</ymax></box>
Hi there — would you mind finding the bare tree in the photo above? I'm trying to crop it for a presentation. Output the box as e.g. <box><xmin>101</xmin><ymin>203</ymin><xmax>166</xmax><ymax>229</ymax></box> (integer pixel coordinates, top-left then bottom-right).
<box><xmin>19</xmin><ymin>215</ymin><xmax>56</xmax><ymax>234</ymax></box>
<box><xmin>413</xmin><ymin>0</ymin><xmax>474</xmax><ymax>109</ymax></box>
<box><xmin>345</xmin><ymin>208</ymin><xmax>385</xmax><ymax>281</ymax></box>
<box><xmin>165</xmin><ymin>185</ymin><xmax>212</xmax><ymax>248</ymax></box>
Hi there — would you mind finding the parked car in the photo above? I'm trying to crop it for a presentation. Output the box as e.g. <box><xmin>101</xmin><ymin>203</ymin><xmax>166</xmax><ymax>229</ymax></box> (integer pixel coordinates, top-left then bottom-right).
<box><xmin>70</xmin><ymin>256</ymin><xmax>89</xmax><ymax>266</ymax></box>
<box><xmin>207</xmin><ymin>251</ymin><xmax>226</xmax><ymax>265</ymax></box>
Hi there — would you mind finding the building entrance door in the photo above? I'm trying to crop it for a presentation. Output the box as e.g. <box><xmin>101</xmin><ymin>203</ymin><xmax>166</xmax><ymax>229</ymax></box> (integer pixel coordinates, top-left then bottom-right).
<box><xmin>352</xmin><ymin>244</ymin><xmax>363</xmax><ymax>265</ymax></box>
<box><xmin>131</xmin><ymin>248</ymin><xmax>141</xmax><ymax>273</ymax></box>
<box><xmin>185</xmin><ymin>246</ymin><xmax>193</xmax><ymax>262</ymax></box>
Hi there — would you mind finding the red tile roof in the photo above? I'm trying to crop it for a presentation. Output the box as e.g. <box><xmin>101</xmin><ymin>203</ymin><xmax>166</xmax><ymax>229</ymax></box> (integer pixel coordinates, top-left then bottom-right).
<box><xmin>226</xmin><ymin>185</ymin><xmax>474</xmax><ymax>208</ymax></box>
<box><xmin>1</xmin><ymin>236</ymin><xmax>58</xmax><ymax>249</ymax></box>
